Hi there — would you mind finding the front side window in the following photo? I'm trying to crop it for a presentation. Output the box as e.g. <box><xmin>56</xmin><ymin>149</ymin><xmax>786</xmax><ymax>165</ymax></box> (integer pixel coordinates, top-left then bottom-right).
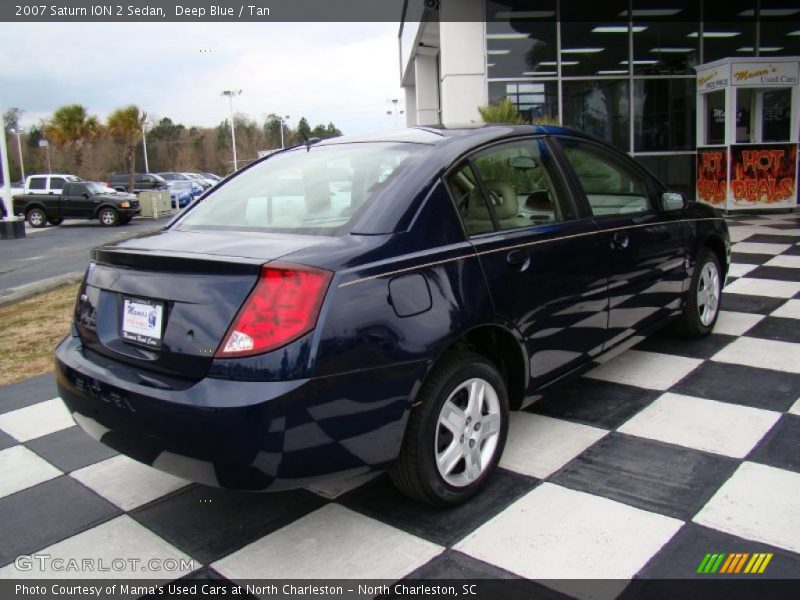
<box><xmin>558</xmin><ymin>138</ymin><xmax>653</xmax><ymax>217</ymax></box>
<box><xmin>50</xmin><ymin>178</ymin><xmax>66</xmax><ymax>189</ymax></box>
<box><xmin>178</xmin><ymin>143</ymin><xmax>425</xmax><ymax>235</ymax></box>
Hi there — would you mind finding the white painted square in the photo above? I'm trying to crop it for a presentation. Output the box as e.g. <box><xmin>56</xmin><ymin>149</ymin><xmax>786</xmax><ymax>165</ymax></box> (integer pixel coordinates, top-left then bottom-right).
<box><xmin>585</xmin><ymin>350</ymin><xmax>702</xmax><ymax>390</ymax></box>
<box><xmin>726</xmin><ymin>263</ymin><xmax>758</xmax><ymax>278</ymax></box>
<box><xmin>712</xmin><ymin>311</ymin><xmax>764</xmax><ymax>336</ymax></box>
<box><xmin>731</xmin><ymin>242</ymin><xmax>790</xmax><ymax>255</ymax></box>
<box><xmin>757</xmin><ymin>227</ymin><xmax>800</xmax><ymax>236</ymax></box>
<box><xmin>694</xmin><ymin>462</ymin><xmax>800</xmax><ymax>553</ymax></box>
<box><xmin>728</xmin><ymin>227</ymin><xmax>760</xmax><ymax>243</ymax></box>
<box><xmin>712</xmin><ymin>337</ymin><xmax>800</xmax><ymax>374</ymax></box>
<box><xmin>71</xmin><ymin>454</ymin><xmax>189</xmax><ymax>511</ymax></box>
<box><xmin>788</xmin><ymin>398</ymin><xmax>800</xmax><ymax>416</ymax></box>
<box><xmin>499</xmin><ymin>413</ymin><xmax>607</xmax><ymax>479</ymax></box>
<box><xmin>0</xmin><ymin>446</ymin><xmax>62</xmax><ymax>499</ymax></box>
<box><xmin>764</xmin><ymin>255</ymin><xmax>800</xmax><ymax>269</ymax></box>
<box><xmin>772</xmin><ymin>299</ymin><xmax>800</xmax><ymax>320</ymax></box>
<box><xmin>618</xmin><ymin>392</ymin><xmax>780</xmax><ymax>458</ymax></box>
<box><xmin>213</xmin><ymin>504</ymin><xmax>442</xmax><ymax>580</ymax></box>
<box><xmin>724</xmin><ymin>277</ymin><xmax>800</xmax><ymax>299</ymax></box>
<box><xmin>456</xmin><ymin>483</ymin><xmax>682</xmax><ymax>584</ymax></box>
<box><xmin>0</xmin><ymin>398</ymin><xmax>75</xmax><ymax>442</ymax></box>
<box><xmin>0</xmin><ymin>515</ymin><xmax>195</xmax><ymax>579</ymax></box>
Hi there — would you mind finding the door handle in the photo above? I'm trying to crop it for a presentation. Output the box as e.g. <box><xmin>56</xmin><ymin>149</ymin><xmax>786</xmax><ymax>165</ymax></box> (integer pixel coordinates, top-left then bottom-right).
<box><xmin>506</xmin><ymin>249</ymin><xmax>530</xmax><ymax>271</ymax></box>
<box><xmin>610</xmin><ymin>231</ymin><xmax>630</xmax><ymax>250</ymax></box>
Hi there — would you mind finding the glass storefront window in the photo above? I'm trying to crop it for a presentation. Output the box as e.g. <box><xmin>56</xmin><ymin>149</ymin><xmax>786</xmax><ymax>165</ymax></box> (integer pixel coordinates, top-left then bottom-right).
<box><xmin>486</xmin><ymin>1</ymin><xmax>557</xmax><ymax>79</ymax></box>
<box><xmin>563</xmin><ymin>79</ymin><xmax>630</xmax><ymax>151</ymax></box>
<box><xmin>489</xmin><ymin>81</ymin><xmax>559</xmax><ymax>123</ymax></box>
<box><xmin>631</xmin><ymin>0</ymin><xmax>700</xmax><ymax>75</ymax></box>
<box><xmin>635</xmin><ymin>154</ymin><xmax>696</xmax><ymax>200</ymax></box>
<box><xmin>634</xmin><ymin>78</ymin><xmax>696</xmax><ymax>151</ymax></box>
<box><xmin>559</xmin><ymin>0</ymin><xmax>630</xmax><ymax>77</ymax></box>
<box><xmin>700</xmin><ymin>0</ymin><xmax>757</xmax><ymax>63</ymax></box>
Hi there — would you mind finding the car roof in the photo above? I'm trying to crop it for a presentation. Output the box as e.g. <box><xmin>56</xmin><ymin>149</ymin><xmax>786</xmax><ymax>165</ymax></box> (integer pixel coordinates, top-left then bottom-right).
<box><xmin>316</xmin><ymin>125</ymin><xmax>590</xmax><ymax>147</ymax></box>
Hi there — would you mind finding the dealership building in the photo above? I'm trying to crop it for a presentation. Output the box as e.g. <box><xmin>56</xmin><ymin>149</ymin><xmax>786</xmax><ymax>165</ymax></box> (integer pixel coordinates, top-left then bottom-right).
<box><xmin>399</xmin><ymin>1</ymin><xmax>800</xmax><ymax>205</ymax></box>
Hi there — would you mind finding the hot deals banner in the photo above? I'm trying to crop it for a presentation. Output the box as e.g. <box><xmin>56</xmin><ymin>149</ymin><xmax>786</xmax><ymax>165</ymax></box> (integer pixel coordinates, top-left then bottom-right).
<box><xmin>730</xmin><ymin>144</ymin><xmax>798</xmax><ymax>205</ymax></box>
<box><xmin>696</xmin><ymin>148</ymin><xmax>728</xmax><ymax>206</ymax></box>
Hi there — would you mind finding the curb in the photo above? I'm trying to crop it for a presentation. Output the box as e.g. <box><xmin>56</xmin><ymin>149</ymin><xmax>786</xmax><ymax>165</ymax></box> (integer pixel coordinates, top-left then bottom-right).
<box><xmin>0</xmin><ymin>272</ymin><xmax>84</xmax><ymax>308</ymax></box>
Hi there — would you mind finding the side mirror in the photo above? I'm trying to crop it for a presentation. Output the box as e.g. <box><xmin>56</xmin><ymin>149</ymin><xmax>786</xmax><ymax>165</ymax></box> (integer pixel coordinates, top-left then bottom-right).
<box><xmin>660</xmin><ymin>191</ymin><xmax>686</xmax><ymax>212</ymax></box>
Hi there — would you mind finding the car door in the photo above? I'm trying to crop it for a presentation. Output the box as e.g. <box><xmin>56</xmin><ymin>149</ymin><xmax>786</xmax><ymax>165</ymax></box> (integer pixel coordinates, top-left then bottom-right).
<box><xmin>554</xmin><ymin>137</ymin><xmax>685</xmax><ymax>349</ymax></box>
<box><xmin>446</xmin><ymin>137</ymin><xmax>608</xmax><ymax>392</ymax></box>
<box><xmin>48</xmin><ymin>177</ymin><xmax>67</xmax><ymax>195</ymax></box>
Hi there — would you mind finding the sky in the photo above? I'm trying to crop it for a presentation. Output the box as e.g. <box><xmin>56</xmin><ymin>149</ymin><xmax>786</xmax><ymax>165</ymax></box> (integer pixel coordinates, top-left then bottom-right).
<box><xmin>0</xmin><ymin>21</ymin><xmax>406</xmax><ymax>136</ymax></box>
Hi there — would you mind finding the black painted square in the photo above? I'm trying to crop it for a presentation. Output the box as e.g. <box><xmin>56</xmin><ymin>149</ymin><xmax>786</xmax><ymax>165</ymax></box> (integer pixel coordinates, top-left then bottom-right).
<box><xmin>729</xmin><ymin>252</ymin><xmax>774</xmax><ymax>265</ymax></box>
<box><xmin>742</xmin><ymin>234</ymin><xmax>800</xmax><ymax>245</ymax></box>
<box><xmin>529</xmin><ymin>377</ymin><xmax>658</xmax><ymax>429</ymax></box>
<box><xmin>747</xmin><ymin>266</ymin><xmax>800</xmax><ymax>282</ymax></box>
<box><xmin>634</xmin><ymin>522</ymin><xmax>800</xmax><ymax>580</ymax></box>
<box><xmin>672</xmin><ymin>361</ymin><xmax>800</xmax><ymax>412</ymax></box>
<box><xmin>720</xmin><ymin>293</ymin><xmax>786</xmax><ymax>315</ymax></box>
<box><xmin>745</xmin><ymin>316</ymin><xmax>800</xmax><ymax>344</ymax></box>
<box><xmin>27</xmin><ymin>426</ymin><xmax>118</xmax><ymax>473</ymax></box>
<box><xmin>783</xmin><ymin>245</ymin><xmax>800</xmax><ymax>256</ymax></box>
<box><xmin>550</xmin><ymin>433</ymin><xmax>738</xmax><ymax>520</ymax></box>
<box><xmin>0</xmin><ymin>429</ymin><xmax>16</xmax><ymax>451</ymax></box>
<box><xmin>635</xmin><ymin>330</ymin><xmax>736</xmax><ymax>360</ymax></box>
<box><xmin>0</xmin><ymin>374</ymin><xmax>58</xmax><ymax>414</ymax></box>
<box><xmin>130</xmin><ymin>485</ymin><xmax>327</xmax><ymax>565</ymax></box>
<box><xmin>747</xmin><ymin>415</ymin><xmax>800</xmax><ymax>474</ymax></box>
<box><xmin>0</xmin><ymin>476</ymin><xmax>120</xmax><ymax>567</ymax></box>
<box><xmin>340</xmin><ymin>470</ymin><xmax>537</xmax><ymax>547</ymax></box>
<box><xmin>391</xmin><ymin>550</ymin><xmax>574</xmax><ymax>599</ymax></box>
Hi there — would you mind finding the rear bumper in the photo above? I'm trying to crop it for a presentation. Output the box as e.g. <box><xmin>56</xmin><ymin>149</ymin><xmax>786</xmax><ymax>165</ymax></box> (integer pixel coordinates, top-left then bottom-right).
<box><xmin>55</xmin><ymin>334</ymin><xmax>424</xmax><ymax>490</ymax></box>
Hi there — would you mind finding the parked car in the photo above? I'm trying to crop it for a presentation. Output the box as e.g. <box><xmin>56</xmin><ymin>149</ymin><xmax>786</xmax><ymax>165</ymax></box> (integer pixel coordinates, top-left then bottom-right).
<box><xmin>158</xmin><ymin>172</ymin><xmax>204</xmax><ymax>198</ymax></box>
<box><xmin>164</xmin><ymin>181</ymin><xmax>194</xmax><ymax>208</ymax></box>
<box><xmin>21</xmin><ymin>173</ymin><xmax>82</xmax><ymax>195</ymax></box>
<box><xmin>56</xmin><ymin>126</ymin><xmax>729</xmax><ymax>506</ymax></box>
<box><xmin>183</xmin><ymin>172</ymin><xmax>214</xmax><ymax>190</ymax></box>
<box><xmin>108</xmin><ymin>172</ymin><xmax>168</xmax><ymax>194</ymax></box>
<box><xmin>13</xmin><ymin>181</ymin><xmax>139</xmax><ymax>227</ymax></box>
<box><xmin>201</xmin><ymin>172</ymin><xmax>222</xmax><ymax>183</ymax></box>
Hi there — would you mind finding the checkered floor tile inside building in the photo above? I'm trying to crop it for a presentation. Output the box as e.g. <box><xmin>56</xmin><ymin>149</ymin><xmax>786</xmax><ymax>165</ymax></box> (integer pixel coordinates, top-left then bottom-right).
<box><xmin>1</xmin><ymin>212</ymin><xmax>799</xmax><ymax>597</ymax></box>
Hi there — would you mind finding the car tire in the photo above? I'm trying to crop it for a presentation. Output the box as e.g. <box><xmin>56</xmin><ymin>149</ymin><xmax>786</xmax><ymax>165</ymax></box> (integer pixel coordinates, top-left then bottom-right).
<box><xmin>98</xmin><ymin>207</ymin><xmax>119</xmax><ymax>227</ymax></box>
<box><xmin>675</xmin><ymin>247</ymin><xmax>722</xmax><ymax>338</ymax></box>
<box><xmin>26</xmin><ymin>208</ymin><xmax>47</xmax><ymax>228</ymax></box>
<box><xmin>48</xmin><ymin>216</ymin><xmax>64</xmax><ymax>226</ymax></box>
<box><xmin>390</xmin><ymin>351</ymin><xmax>509</xmax><ymax>506</ymax></box>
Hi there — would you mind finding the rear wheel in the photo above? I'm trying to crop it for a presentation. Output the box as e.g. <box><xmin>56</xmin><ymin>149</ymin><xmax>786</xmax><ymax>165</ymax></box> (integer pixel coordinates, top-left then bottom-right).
<box><xmin>26</xmin><ymin>208</ymin><xmax>47</xmax><ymax>228</ymax></box>
<box><xmin>98</xmin><ymin>207</ymin><xmax>119</xmax><ymax>227</ymax></box>
<box><xmin>390</xmin><ymin>352</ymin><xmax>509</xmax><ymax>506</ymax></box>
<box><xmin>675</xmin><ymin>248</ymin><xmax>722</xmax><ymax>338</ymax></box>
<box><xmin>48</xmin><ymin>216</ymin><xmax>64</xmax><ymax>226</ymax></box>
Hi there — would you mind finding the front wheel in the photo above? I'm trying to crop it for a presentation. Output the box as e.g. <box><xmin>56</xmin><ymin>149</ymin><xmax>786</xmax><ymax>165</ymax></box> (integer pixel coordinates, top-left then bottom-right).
<box><xmin>675</xmin><ymin>248</ymin><xmax>722</xmax><ymax>338</ymax></box>
<box><xmin>26</xmin><ymin>208</ymin><xmax>47</xmax><ymax>228</ymax></box>
<box><xmin>98</xmin><ymin>207</ymin><xmax>119</xmax><ymax>227</ymax></box>
<box><xmin>390</xmin><ymin>352</ymin><xmax>509</xmax><ymax>506</ymax></box>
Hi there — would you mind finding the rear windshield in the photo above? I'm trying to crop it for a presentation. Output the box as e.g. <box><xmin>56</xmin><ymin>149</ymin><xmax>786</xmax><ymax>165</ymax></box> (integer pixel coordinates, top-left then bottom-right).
<box><xmin>175</xmin><ymin>142</ymin><xmax>424</xmax><ymax>235</ymax></box>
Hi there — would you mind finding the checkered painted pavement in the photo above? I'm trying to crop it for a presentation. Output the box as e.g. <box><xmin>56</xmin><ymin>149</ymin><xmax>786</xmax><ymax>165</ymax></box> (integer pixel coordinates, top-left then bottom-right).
<box><xmin>0</xmin><ymin>212</ymin><xmax>798</xmax><ymax>597</ymax></box>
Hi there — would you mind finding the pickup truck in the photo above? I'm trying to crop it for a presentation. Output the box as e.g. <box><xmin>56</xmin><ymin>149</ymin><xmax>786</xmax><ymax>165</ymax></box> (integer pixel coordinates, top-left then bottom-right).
<box><xmin>13</xmin><ymin>181</ymin><xmax>140</xmax><ymax>227</ymax></box>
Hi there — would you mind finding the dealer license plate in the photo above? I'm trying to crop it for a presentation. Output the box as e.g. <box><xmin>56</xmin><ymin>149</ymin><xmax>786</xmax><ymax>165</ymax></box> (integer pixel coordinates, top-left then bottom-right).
<box><xmin>121</xmin><ymin>297</ymin><xmax>164</xmax><ymax>348</ymax></box>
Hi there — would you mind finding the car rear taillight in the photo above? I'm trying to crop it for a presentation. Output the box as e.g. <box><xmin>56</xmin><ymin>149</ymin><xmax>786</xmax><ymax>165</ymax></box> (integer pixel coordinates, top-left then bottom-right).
<box><xmin>216</xmin><ymin>263</ymin><xmax>332</xmax><ymax>358</ymax></box>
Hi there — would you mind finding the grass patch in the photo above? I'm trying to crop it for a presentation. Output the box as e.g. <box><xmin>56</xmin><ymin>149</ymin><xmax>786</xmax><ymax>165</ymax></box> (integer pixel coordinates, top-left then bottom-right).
<box><xmin>0</xmin><ymin>284</ymin><xmax>80</xmax><ymax>386</ymax></box>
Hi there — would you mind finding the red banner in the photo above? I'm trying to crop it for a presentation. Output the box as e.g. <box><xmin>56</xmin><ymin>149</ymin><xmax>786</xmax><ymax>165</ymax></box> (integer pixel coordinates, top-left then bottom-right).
<box><xmin>696</xmin><ymin>148</ymin><xmax>727</xmax><ymax>206</ymax></box>
<box><xmin>730</xmin><ymin>144</ymin><xmax>797</xmax><ymax>205</ymax></box>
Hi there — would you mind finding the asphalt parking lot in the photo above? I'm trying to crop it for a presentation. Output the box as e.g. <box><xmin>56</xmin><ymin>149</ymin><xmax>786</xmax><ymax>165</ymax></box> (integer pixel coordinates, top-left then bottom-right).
<box><xmin>0</xmin><ymin>216</ymin><xmax>174</xmax><ymax>302</ymax></box>
<box><xmin>0</xmin><ymin>212</ymin><xmax>798</xmax><ymax>597</ymax></box>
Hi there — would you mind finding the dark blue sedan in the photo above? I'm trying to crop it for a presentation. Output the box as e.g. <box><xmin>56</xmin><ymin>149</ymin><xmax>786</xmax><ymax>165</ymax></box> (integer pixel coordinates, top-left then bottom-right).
<box><xmin>55</xmin><ymin>126</ymin><xmax>729</xmax><ymax>505</ymax></box>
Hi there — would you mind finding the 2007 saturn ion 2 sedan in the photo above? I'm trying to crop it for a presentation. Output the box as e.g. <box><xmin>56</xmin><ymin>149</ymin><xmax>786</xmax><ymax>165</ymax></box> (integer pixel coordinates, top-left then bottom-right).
<box><xmin>56</xmin><ymin>126</ymin><xmax>729</xmax><ymax>506</ymax></box>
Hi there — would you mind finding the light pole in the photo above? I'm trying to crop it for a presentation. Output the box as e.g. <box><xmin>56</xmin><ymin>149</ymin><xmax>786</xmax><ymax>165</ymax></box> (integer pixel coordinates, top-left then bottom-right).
<box><xmin>221</xmin><ymin>89</ymin><xmax>242</xmax><ymax>171</ymax></box>
<box><xmin>39</xmin><ymin>140</ymin><xmax>51</xmax><ymax>174</ymax></box>
<box><xmin>141</xmin><ymin>119</ymin><xmax>151</xmax><ymax>173</ymax></box>
<box><xmin>279</xmin><ymin>115</ymin><xmax>290</xmax><ymax>148</ymax></box>
<box><xmin>10</xmin><ymin>128</ymin><xmax>25</xmax><ymax>181</ymax></box>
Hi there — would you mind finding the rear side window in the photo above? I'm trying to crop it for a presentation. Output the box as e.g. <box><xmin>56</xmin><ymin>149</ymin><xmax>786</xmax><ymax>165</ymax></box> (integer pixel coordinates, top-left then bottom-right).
<box><xmin>558</xmin><ymin>138</ymin><xmax>652</xmax><ymax>217</ymax></box>
<box><xmin>448</xmin><ymin>138</ymin><xmax>575</xmax><ymax>236</ymax></box>
<box><xmin>178</xmin><ymin>143</ymin><xmax>424</xmax><ymax>235</ymax></box>
<box><xmin>50</xmin><ymin>177</ymin><xmax>67</xmax><ymax>189</ymax></box>
<box><xmin>28</xmin><ymin>177</ymin><xmax>46</xmax><ymax>190</ymax></box>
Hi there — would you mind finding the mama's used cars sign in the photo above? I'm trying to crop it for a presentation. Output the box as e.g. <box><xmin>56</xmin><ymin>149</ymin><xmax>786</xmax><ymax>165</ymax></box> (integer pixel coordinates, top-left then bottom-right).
<box><xmin>732</xmin><ymin>62</ymin><xmax>799</xmax><ymax>86</ymax></box>
<box><xmin>697</xmin><ymin>65</ymin><xmax>730</xmax><ymax>92</ymax></box>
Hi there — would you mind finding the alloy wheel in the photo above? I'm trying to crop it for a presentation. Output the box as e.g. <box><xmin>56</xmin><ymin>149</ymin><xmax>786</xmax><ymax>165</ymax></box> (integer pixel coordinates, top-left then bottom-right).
<box><xmin>697</xmin><ymin>260</ymin><xmax>720</xmax><ymax>327</ymax></box>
